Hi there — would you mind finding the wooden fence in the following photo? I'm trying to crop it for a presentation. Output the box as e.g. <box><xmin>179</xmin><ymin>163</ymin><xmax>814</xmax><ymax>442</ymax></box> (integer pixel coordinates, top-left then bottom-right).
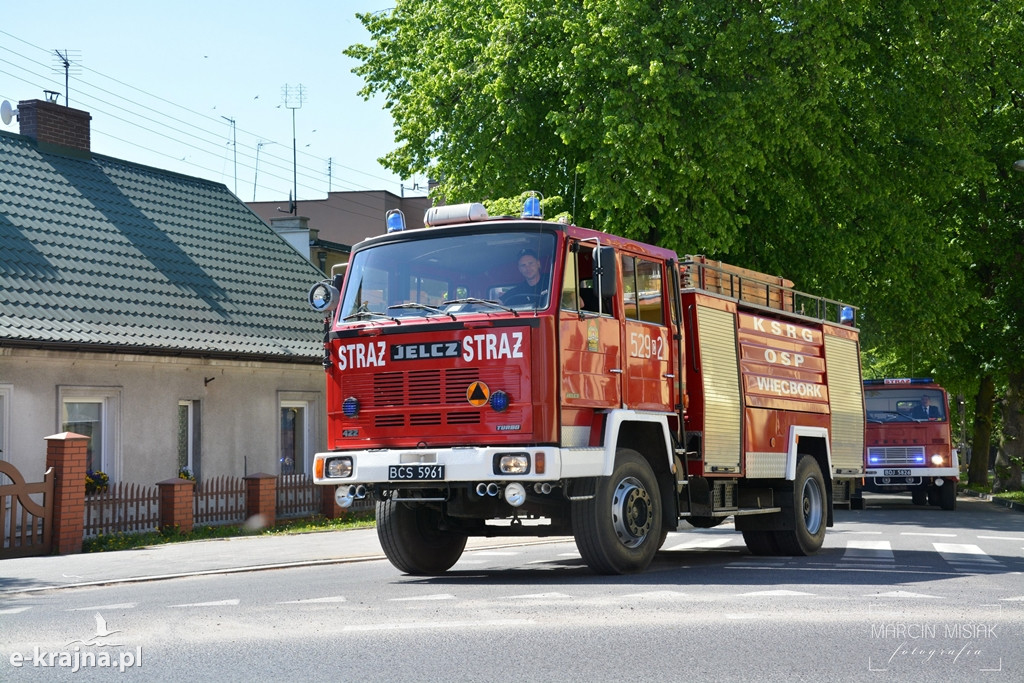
<box><xmin>84</xmin><ymin>481</ymin><xmax>160</xmax><ymax>539</ymax></box>
<box><xmin>277</xmin><ymin>473</ymin><xmax>319</xmax><ymax>519</ymax></box>
<box><xmin>194</xmin><ymin>475</ymin><xmax>247</xmax><ymax>527</ymax></box>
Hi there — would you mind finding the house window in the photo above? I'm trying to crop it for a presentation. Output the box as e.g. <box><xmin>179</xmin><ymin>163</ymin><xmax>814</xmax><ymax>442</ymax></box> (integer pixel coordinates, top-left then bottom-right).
<box><xmin>59</xmin><ymin>386</ymin><xmax>121</xmax><ymax>481</ymax></box>
<box><xmin>177</xmin><ymin>400</ymin><xmax>200</xmax><ymax>480</ymax></box>
<box><xmin>278</xmin><ymin>393</ymin><xmax>319</xmax><ymax>477</ymax></box>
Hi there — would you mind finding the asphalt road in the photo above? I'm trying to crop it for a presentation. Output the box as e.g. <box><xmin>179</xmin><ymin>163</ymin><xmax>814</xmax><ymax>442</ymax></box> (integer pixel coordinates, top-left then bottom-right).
<box><xmin>1</xmin><ymin>493</ymin><xmax>1021</xmax><ymax>681</ymax></box>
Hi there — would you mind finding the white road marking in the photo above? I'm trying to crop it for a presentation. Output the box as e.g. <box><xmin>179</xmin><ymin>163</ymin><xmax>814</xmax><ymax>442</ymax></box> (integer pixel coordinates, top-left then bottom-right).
<box><xmin>739</xmin><ymin>589</ymin><xmax>815</xmax><ymax>596</ymax></box>
<box><xmin>171</xmin><ymin>599</ymin><xmax>240</xmax><ymax>608</ymax></box>
<box><xmin>901</xmin><ymin>532</ymin><xmax>957</xmax><ymax>537</ymax></box>
<box><xmin>343</xmin><ymin>619</ymin><xmax>536</xmax><ymax>632</ymax></box>
<box><xmin>843</xmin><ymin>540</ymin><xmax>894</xmax><ymax>562</ymax></box>
<box><xmin>67</xmin><ymin>603</ymin><xmax>137</xmax><ymax>611</ymax></box>
<box><xmin>0</xmin><ymin>607</ymin><xmax>32</xmax><ymax>614</ymax></box>
<box><xmin>389</xmin><ymin>594</ymin><xmax>454</xmax><ymax>602</ymax></box>
<box><xmin>933</xmin><ymin>543</ymin><xmax>1001</xmax><ymax>565</ymax></box>
<box><xmin>665</xmin><ymin>537</ymin><xmax>733</xmax><ymax>551</ymax></box>
<box><xmin>869</xmin><ymin>590</ymin><xmax>940</xmax><ymax>599</ymax></box>
<box><xmin>278</xmin><ymin>596</ymin><xmax>348</xmax><ymax>604</ymax></box>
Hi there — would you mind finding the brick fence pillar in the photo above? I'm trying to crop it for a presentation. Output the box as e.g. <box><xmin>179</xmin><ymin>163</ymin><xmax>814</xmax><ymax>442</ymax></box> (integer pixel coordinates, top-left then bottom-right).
<box><xmin>244</xmin><ymin>473</ymin><xmax>277</xmax><ymax>526</ymax></box>
<box><xmin>157</xmin><ymin>478</ymin><xmax>196</xmax><ymax>534</ymax></box>
<box><xmin>44</xmin><ymin>432</ymin><xmax>89</xmax><ymax>555</ymax></box>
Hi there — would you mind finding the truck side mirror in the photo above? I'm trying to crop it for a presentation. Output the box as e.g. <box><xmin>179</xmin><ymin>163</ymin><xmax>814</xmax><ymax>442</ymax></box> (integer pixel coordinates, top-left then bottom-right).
<box><xmin>595</xmin><ymin>246</ymin><xmax>617</xmax><ymax>298</ymax></box>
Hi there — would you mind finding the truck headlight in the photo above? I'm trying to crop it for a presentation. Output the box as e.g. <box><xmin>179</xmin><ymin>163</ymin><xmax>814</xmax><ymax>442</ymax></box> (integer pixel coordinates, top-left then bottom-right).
<box><xmin>326</xmin><ymin>456</ymin><xmax>353</xmax><ymax>478</ymax></box>
<box><xmin>930</xmin><ymin>453</ymin><xmax>945</xmax><ymax>466</ymax></box>
<box><xmin>495</xmin><ymin>453</ymin><xmax>530</xmax><ymax>475</ymax></box>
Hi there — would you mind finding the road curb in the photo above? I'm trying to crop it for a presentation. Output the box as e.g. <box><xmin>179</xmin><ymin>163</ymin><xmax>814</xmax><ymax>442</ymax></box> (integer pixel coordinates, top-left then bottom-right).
<box><xmin>960</xmin><ymin>487</ymin><xmax>1024</xmax><ymax>513</ymax></box>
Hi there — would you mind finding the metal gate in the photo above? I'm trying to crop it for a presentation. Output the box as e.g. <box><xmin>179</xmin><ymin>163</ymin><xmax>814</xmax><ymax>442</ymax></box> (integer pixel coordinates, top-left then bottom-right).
<box><xmin>0</xmin><ymin>460</ymin><xmax>53</xmax><ymax>558</ymax></box>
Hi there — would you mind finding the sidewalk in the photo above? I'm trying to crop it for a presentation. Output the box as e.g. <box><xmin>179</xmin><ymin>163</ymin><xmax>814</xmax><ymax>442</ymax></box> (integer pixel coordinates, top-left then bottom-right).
<box><xmin>0</xmin><ymin>527</ymin><xmax>560</xmax><ymax>596</ymax></box>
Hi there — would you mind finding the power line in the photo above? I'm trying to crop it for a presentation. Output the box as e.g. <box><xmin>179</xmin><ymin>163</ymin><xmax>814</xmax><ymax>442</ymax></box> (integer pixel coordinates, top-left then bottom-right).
<box><xmin>0</xmin><ymin>29</ymin><xmax>420</xmax><ymax>204</ymax></box>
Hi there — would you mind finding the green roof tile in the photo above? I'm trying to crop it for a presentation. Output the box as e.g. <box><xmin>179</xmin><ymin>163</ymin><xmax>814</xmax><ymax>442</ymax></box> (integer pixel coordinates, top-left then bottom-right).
<box><xmin>1</xmin><ymin>130</ymin><xmax>323</xmax><ymax>361</ymax></box>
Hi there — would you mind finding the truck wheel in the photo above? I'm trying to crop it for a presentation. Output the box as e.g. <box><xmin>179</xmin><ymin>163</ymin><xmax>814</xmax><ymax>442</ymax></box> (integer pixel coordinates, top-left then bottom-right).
<box><xmin>911</xmin><ymin>486</ymin><xmax>928</xmax><ymax>506</ymax></box>
<box><xmin>742</xmin><ymin>530</ymin><xmax>782</xmax><ymax>556</ymax></box>
<box><xmin>376</xmin><ymin>499</ymin><xmax>467</xmax><ymax>575</ymax></box>
<box><xmin>572</xmin><ymin>448</ymin><xmax>663</xmax><ymax>575</ymax></box>
<box><xmin>850</xmin><ymin>493</ymin><xmax>865</xmax><ymax>510</ymax></box>
<box><xmin>928</xmin><ymin>486</ymin><xmax>940</xmax><ymax>506</ymax></box>
<box><xmin>939</xmin><ymin>481</ymin><xmax>957</xmax><ymax>511</ymax></box>
<box><xmin>774</xmin><ymin>455</ymin><xmax>827</xmax><ymax>556</ymax></box>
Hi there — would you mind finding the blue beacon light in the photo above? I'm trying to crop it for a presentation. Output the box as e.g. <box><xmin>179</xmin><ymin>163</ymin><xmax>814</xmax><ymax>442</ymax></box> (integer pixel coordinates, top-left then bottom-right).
<box><xmin>386</xmin><ymin>209</ymin><xmax>406</xmax><ymax>233</ymax></box>
<box><xmin>521</xmin><ymin>191</ymin><xmax>543</xmax><ymax>218</ymax></box>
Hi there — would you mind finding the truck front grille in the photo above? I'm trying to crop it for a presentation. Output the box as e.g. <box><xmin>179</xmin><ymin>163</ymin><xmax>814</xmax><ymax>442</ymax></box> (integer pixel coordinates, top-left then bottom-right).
<box><xmin>867</xmin><ymin>446</ymin><xmax>926</xmax><ymax>466</ymax></box>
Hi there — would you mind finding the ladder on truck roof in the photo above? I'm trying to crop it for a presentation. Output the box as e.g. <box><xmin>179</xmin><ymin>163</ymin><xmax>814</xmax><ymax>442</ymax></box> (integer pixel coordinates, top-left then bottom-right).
<box><xmin>680</xmin><ymin>255</ymin><xmax>857</xmax><ymax>327</ymax></box>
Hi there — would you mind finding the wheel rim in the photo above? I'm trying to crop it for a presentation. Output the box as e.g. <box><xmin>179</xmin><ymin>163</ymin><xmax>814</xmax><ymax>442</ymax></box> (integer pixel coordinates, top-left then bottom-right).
<box><xmin>610</xmin><ymin>476</ymin><xmax>652</xmax><ymax>548</ymax></box>
<box><xmin>801</xmin><ymin>476</ymin><xmax>823</xmax><ymax>534</ymax></box>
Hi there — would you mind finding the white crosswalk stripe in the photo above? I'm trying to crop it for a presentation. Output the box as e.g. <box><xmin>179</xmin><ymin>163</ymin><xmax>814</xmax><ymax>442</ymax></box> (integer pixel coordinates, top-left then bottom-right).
<box><xmin>664</xmin><ymin>537</ymin><xmax>734</xmax><ymax>552</ymax></box>
<box><xmin>932</xmin><ymin>543</ymin><xmax>1003</xmax><ymax>572</ymax></box>
<box><xmin>842</xmin><ymin>540</ymin><xmax>894</xmax><ymax>563</ymax></box>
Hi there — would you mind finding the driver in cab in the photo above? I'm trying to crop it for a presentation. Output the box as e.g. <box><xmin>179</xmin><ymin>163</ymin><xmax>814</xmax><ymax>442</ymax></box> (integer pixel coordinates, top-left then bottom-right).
<box><xmin>501</xmin><ymin>249</ymin><xmax>548</xmax><ymax>305</ymax></box>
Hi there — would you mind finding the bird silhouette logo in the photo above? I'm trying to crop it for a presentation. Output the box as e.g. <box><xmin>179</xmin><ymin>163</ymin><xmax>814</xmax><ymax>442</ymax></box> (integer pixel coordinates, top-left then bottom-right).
<box><xmin>65</xmin><ymin>613</ymin><xmax>124</xmax><ymax>647</ymax></box>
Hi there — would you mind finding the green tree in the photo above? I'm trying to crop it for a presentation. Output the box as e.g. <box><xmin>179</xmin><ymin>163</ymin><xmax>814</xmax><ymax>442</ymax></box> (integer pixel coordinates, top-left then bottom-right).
<box><xmin>349</xmin><ymin>1</ymin><xmax>1023</xmax><ymax>487</ymax></box>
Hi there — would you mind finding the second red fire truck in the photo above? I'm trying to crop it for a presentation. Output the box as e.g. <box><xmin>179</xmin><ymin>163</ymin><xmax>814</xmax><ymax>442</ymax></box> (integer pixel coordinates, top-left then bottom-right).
<box><xmin>859</xmin><ymin>378</ymin><xmax>959</xmax><ymax>510</ymax></box>
<box><xmin>309</xmin><ymin>196</ymin><xmax>866</xmax><ymax>574</ymax></box>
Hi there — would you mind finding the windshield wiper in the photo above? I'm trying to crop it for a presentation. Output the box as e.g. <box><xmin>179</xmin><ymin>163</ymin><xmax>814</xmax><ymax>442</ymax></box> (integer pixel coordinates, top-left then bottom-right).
<box><xmin>342</xmin><ymin>309</ymin><xmax>400</xmax><ymax>324</ymax></box>
<box><xmin>440</xmin><ymin>298</ymin><xmax>519</xmax><ymax>316</ymax></box>
<box><xmin>387</xmin><ymin>302</ymin><xmax>456</xmax><ymax>321</ymax></box>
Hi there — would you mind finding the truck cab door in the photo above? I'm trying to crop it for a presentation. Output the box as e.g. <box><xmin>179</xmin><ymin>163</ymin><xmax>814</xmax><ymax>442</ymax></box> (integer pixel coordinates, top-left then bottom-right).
<box><xmin>620</xmin><ymin>254</ymin><xmax>673</xmax><ymax>411</ymax></box>
<box><xmin>560</xmin><ymin>242</ymin><xmax>622</xmax><ymax>412</ymax></box>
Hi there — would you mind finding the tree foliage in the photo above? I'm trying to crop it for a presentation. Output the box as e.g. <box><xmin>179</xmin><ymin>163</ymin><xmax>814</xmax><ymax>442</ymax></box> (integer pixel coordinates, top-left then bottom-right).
<box><xmin>349</xmin><ymin>1</ymin><xmax>1024</xmax><ymax>483</ymax></box>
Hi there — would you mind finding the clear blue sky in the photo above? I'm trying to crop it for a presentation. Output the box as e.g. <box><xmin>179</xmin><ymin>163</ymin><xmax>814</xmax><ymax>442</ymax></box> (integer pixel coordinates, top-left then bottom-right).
<box><xmin>0</xmin><ymin>2</ymin><xmax>424</xmax><ymax>203</ymax></box>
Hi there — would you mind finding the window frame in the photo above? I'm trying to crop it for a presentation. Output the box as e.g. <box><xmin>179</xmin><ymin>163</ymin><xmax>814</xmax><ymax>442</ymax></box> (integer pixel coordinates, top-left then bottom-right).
<box><xmin>57</xmin><ymin>385</ymin><xmax>122</xmax><ymax>481</ymax></box>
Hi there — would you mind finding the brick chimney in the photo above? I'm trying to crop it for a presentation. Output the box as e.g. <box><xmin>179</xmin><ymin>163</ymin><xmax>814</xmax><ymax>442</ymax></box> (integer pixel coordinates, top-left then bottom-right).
<box><xmin>18</xmin><ymin>99</ymin><xmax>91</xmax><ymax>153</ymax></box>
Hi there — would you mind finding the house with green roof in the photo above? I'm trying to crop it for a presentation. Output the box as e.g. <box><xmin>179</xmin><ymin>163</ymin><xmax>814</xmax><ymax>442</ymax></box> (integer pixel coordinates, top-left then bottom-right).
<box><xmin>0</xmin><ymin>99</ymin><xmax>328</xmax><ymax>486</ymax></box>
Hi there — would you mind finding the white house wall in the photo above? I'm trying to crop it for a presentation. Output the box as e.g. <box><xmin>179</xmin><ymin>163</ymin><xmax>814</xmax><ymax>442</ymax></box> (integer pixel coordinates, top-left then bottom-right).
<box><xmin>0</xmin><ymin>348</ymin><xmax>325</xmax><ymax>485</ymax></box>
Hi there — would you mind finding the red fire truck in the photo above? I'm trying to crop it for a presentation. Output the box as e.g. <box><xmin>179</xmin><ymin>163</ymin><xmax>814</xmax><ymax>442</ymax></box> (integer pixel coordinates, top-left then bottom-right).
<box><xmin>308</xmin><ymin>197</ymin><xmax>865</xmax><ymax>575</ymax></box>
<box><xmin>860</xmin><ymin>378</ymin><xmax>958</xmax><ymax>510</ymax></box>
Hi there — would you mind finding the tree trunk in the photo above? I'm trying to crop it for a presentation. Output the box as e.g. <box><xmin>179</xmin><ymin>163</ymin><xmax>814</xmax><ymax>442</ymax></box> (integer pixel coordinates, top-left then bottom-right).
<box><xmin>993</xmin><ymin>370</ymin><xmax>1024</xmax><ymax>494</ymax></box>
<box><xmin>968</xmin><ymin>373</ymin><xmax>995</xmax><ymax>486</ymax></box>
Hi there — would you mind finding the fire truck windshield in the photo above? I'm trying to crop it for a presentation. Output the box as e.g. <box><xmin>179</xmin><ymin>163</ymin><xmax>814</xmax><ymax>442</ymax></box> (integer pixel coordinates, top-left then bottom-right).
<box><xmin>865</xmin><ymin>388</ymin><xmax>946</xmax><ymax>422</ymax></box>
<box><xmin>338</xmin><ymin>229</ymin><xmax>557</xmax><ymax>321</ymax></box>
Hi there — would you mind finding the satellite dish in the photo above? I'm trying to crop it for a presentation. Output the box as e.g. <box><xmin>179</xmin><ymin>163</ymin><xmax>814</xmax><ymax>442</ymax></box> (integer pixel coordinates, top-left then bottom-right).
<box><xmin>0</xmin><ymin>100</ymin><xmax>16</xmax><ymax>126</ymax></box>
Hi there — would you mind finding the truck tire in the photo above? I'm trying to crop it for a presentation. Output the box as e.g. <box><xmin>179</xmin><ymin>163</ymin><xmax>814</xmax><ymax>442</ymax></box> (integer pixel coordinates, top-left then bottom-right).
<box><xmin>912</xmin><ymin>486</ymin><xmax>928</xmax><ymax>506</ymax></box>
<box><xmin>939</xmin><ymin>481</ymin><xmax>957</xmax><ymax>511</ymax></box>
<box><xmin>774</xmin><ymin>455</ymin><xmax>827</xmax><ymax>556</ymax></box>
<box><xmin>376</xmin><ymin>499</ymin><xmax>467</xmax><ymax>575</ymax></box>
<box><xmin>572</xmin><ymin>448</ymin><xmax>663</xmax><ymax>575</ymax></box>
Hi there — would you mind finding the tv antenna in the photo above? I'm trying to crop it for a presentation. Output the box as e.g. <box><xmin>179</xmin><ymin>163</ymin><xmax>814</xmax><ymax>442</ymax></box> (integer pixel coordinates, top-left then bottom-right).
<box><xmin>282</xmin><ymin>83</ymin><xmax>305</xmax><ymax>215</ymax></box>
<box><xmin>52</xmin><ymin>49</ymin><xmax>81</xmax><ymax>107</ymax></box>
